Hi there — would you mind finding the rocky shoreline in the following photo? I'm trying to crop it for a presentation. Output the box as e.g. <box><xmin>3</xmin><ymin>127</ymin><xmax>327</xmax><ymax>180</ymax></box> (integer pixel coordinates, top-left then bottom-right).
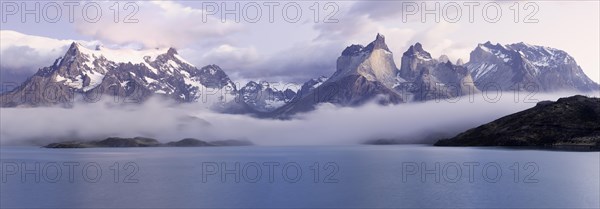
<box><xmin>434</xmin><ymin>95</ymin><xmax>600</xmax><ymax>151</ymax></box>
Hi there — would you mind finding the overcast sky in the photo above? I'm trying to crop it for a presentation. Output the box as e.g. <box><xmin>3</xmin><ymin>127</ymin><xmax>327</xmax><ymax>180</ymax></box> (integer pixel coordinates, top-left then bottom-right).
<box><xmin>1</xmin><ymin>0</ymin><xmax>598</xmax><ymax>84</ymax></box>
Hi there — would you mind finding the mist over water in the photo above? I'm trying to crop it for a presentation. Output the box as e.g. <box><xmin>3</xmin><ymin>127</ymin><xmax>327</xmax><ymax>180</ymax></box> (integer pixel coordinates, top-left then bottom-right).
<box><xmin>1</xmin><ymin>91</ymin><xmax>597</xmax><ymax>146</ymax></box>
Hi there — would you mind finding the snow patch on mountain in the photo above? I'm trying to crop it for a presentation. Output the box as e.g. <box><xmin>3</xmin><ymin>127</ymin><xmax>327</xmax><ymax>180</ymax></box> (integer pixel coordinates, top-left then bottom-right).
<box><xmin>75</xmin><ymin>43</ymin><xmax>168</xmax><ymax>66</ymax></box>
<box><xmin>468</xmin><ymin>41</ymin><xmax>598</xmax><ymax>92</ymax></box>
<box><xmin>239</xmin><ymin>81</ymin><xmax>297</xmax><ymax>112</ymax></box>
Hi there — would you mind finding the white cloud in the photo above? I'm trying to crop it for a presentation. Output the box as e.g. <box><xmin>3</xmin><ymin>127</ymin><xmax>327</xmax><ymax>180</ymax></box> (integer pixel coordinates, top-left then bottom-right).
<box><xmin>1</xmin><ymin>92</ymin><xmax>592</xmax><ymax>146</ymax></box>
<box><xmin>182</xmin><ymin>39</ymin><xmax>343</xmax><ymax>83</ymax></box>
<box><xmin>0</xmin><ymin>30</ymin><xmax>72</xmax><ymax>70</ymax></box>
<box><xmin>0</xmin><ymin>30</ymin><xmax>100</xmax><ymax>85</ymax></box>
<box><xmin>242</xmin><ymin>40</ymin><xmax>340</xmax><ymax>82</ymax></box>
<box><xmin>74</xmin><ymin>1</ymin><xmax>241</xmax><ymax>48</ymax></box>
<box><xmin>201</xmin><ymin>44</ymin><xmax>260</xmax><ymax>67</ymax></box>
<box><xmin>407</xmin><ymin>23</ymin><xmax>473</xmax><ymax>63</ymax></box>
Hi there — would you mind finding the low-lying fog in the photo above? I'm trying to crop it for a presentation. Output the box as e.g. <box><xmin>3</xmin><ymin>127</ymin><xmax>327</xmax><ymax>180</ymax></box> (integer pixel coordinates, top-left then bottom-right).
<box><xmin>1</xmin><ymin>92</ymin><xmax>597</xmax><ymax>146</ymax></box>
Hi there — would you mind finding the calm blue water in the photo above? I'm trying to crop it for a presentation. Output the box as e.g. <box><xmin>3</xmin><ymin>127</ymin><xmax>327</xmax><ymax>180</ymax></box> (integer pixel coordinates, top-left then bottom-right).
<box><xmin>1</xmin><ymin>145</ymin><xmax>599</xmax><ymax>208</ymax></box>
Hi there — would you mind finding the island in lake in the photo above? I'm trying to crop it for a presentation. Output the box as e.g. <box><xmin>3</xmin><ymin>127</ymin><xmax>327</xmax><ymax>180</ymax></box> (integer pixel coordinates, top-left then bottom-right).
<box><xmin>44</xmin><ymin>137</ymin><xmax>253</xmax><ymax>148</ymax></box>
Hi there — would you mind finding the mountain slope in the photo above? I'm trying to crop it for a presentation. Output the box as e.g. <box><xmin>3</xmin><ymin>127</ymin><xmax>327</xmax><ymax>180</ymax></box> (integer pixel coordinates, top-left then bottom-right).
<box><xmin>2</xmin><ymin>36</ymin><xmax>598</xmax><ymax>118</ymax></box>
<box><xmin>0</xmin><ymin>43</ymin><xmax>236</xmax><ymax>107</ymax></box>
<box><xmin>399</xmin><ymin>43</ymin><xmax>436</xmax><ymax>80</ymax></box>
<box><xmin>238</xmin><ymin>81</ymin><xmax>297</xmax><ymax>112</ymax></box>
<box><xmin>271</xmin><ymin>34</ymin><xmax>406</xmax><ymax>117</ymax></box>
<box><xmin>293</xmin><ymin>76</ymin><xmax>328</xmax><ymax>100</ymax></box>
<box><xmin>398</xmin><ymin>43</ymin><xmax>479</xmax><ymax>101</ymax></box>
<box><xmin>467</xmin><ymin>42</ymin><xmax>598</xmax><ymax>92</ymax></box>
<box><xmin>330</xmin><ymin>34</ymin><xmax>403</xmax><ymax>89</ymax></box>
<box><xmin>435</xmin><ymin>95</ymin><xmax>600</xmax><ymax>150</ymax></box>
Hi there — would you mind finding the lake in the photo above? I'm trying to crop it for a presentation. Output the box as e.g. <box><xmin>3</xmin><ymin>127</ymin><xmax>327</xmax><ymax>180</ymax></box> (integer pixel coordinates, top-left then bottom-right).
<box><xmin>1</xmin><ymin>145</ymin><xmax>599</xmax><ymax>208</ymax></box>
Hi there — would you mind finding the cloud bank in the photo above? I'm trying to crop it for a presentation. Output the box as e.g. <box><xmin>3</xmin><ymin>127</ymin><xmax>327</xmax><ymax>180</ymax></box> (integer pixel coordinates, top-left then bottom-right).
<box><xmin>2</xmin><ymin>92</ymin><xmax>595</xmax><ymax>146</ymax></box>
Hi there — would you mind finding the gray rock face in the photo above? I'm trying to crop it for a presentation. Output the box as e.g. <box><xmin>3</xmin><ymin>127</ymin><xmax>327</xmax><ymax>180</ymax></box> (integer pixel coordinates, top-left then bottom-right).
<box><xmin>0</xmin><ymin>42</ymin><xmax>237</xmax><ymax>107</ymax></box>
<box><xmin>330</xmin><ymin>33</ymin><xmax>402</xmax><ymax>89</ymax></box>
<box><xmin>467</xmin><ymin>41</ymin><xmax>599</xmax><ymax>92</ymax></box>
<box><xmin>238</xmin><ymin>81</ymin><xmax>297</xmax><ymax>112</ymax></box>
<box><xmin>396</xmin><ymin>43</ymin><xmax>479</xmax><ymax>102</ymax></box>
<box><xmin>274</xmin><ymin>37</ymin><xmax>569</xmax><ymax>117</ymax></box>
<box><xmin>294</xmin><ymin>76</ymin><xmax>328</xmax><ymax>100</ymax></box>
<box><xmin>399</xmin><ymin>42</ymin><xmax>435</xmax><ymax>80</ymax></box>
<box><xmin>272</xmin><ymin>34</ymin><xmax>406</xmax><ymax>116</ymax></box>
<box><xmin>435</xmin><ymin>95</ymin><xmax>600</xmax><ymax>150</ymax></box>
<box><xmin>410</xmin><ymin>61</ymin><xmax>479</xmax><ymax>101</ymax></box>
<box><xmin>273</xmin><ymin>74</ymin><xmax>405</xmax><ymax>117</ymax></box>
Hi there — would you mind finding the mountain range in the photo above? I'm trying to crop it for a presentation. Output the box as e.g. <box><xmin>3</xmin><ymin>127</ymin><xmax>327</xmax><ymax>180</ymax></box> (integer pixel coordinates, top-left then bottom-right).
<box><xmin>1</xmin><ymin>34</ymin><xmax>598</xmax><ymax>117</ymax></box>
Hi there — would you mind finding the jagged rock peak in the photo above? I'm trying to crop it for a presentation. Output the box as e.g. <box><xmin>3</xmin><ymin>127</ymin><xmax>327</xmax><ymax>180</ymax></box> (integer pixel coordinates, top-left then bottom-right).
<box><xmin>203</xmin><ymin>64</ymin><xmax>221</xmax><ymax>70</ymax></box>
<box><xmin>364</xmin><ymin>33</ymin><xmax>390</xmax><ymax>52</ymax></box>
<box><xmin>94</xmin><ymin>44</ymin><xmax>104</xmax><ymax>51</ymax></box>
<box><xmin>479</xmin><ymin>41</ymin><xmax>505</xmax><ymax>50</ymax></box>
<box><xmin>246</xmin><ymin>81</ymin><xmax>260</xmax><ymax>86</ymax></box>
<box><xmin>341</xmin><ymin>33</ymin><xmax>390</xmax><ymax>56</ymax></box>
<box><xmin>341</xmin><ymin>44</ymin><xmax>365</xmax><ymax>56</ymax></box>
<box><xmin>439</xmin><ymin>55</ymin><xmax>450</xmax><ymax>63</ymax></box>
<box><xmin>414</xmin><ymin>42</ymin><xmax>424</xmax><ymax>50</ymax></box>
<box><xmin>66</xmin><ymin>42</ymin><xmax>81</xmax><ymax>55</ymax></box>
<box><xmin>167</xmin><ymin>47</ymin><xmax>178</xmax><ymax>55</ymax></box>
<box><xmin>243</xmin><ymin>81</ymin><xmax>264</xmax><ymax>90</ymax></box>
<box><xmin>403</xmin><ymin>42</ymin><xmax>432</xmax><ymax>60</ymax></box>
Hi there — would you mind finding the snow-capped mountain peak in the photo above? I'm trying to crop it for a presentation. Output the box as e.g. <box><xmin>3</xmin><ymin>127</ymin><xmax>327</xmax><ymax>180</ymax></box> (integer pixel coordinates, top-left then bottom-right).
<box><xmin>0</xmin><ymin>42</ymin><xmax>237</xmax><ymax>107</ymax></box>
<box><xmin>506</xmin><ymin>42</ymin><xmax>574</xmax><ymax>67</ymax></box>
<box><xmin>66</xmin><ymin>42</ymin><xmax>169</xmax><ymax>66</ymax></box>
<box><xmin>51</xmin><ymin>42</ymin><xmax>206</xmax><ymax>92</ymax></box>
<box><xmin>238</xmin><ymin>81</ymin><xmax>297</xmax><ymax>112</ymax></box>
<box><xmin>467</xmin><ymin>41</ymin><xmax>598</xmax><ymax>92</ymax></box>
<box><xmin>472</xmin><ymin>41</ymin><xmax>516</xmax><ymax>63</ymax></box>
<box><xmin>340</xmin><ymin>34</ymin><xmax>391</xmax><ymax>57</ymax></box>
